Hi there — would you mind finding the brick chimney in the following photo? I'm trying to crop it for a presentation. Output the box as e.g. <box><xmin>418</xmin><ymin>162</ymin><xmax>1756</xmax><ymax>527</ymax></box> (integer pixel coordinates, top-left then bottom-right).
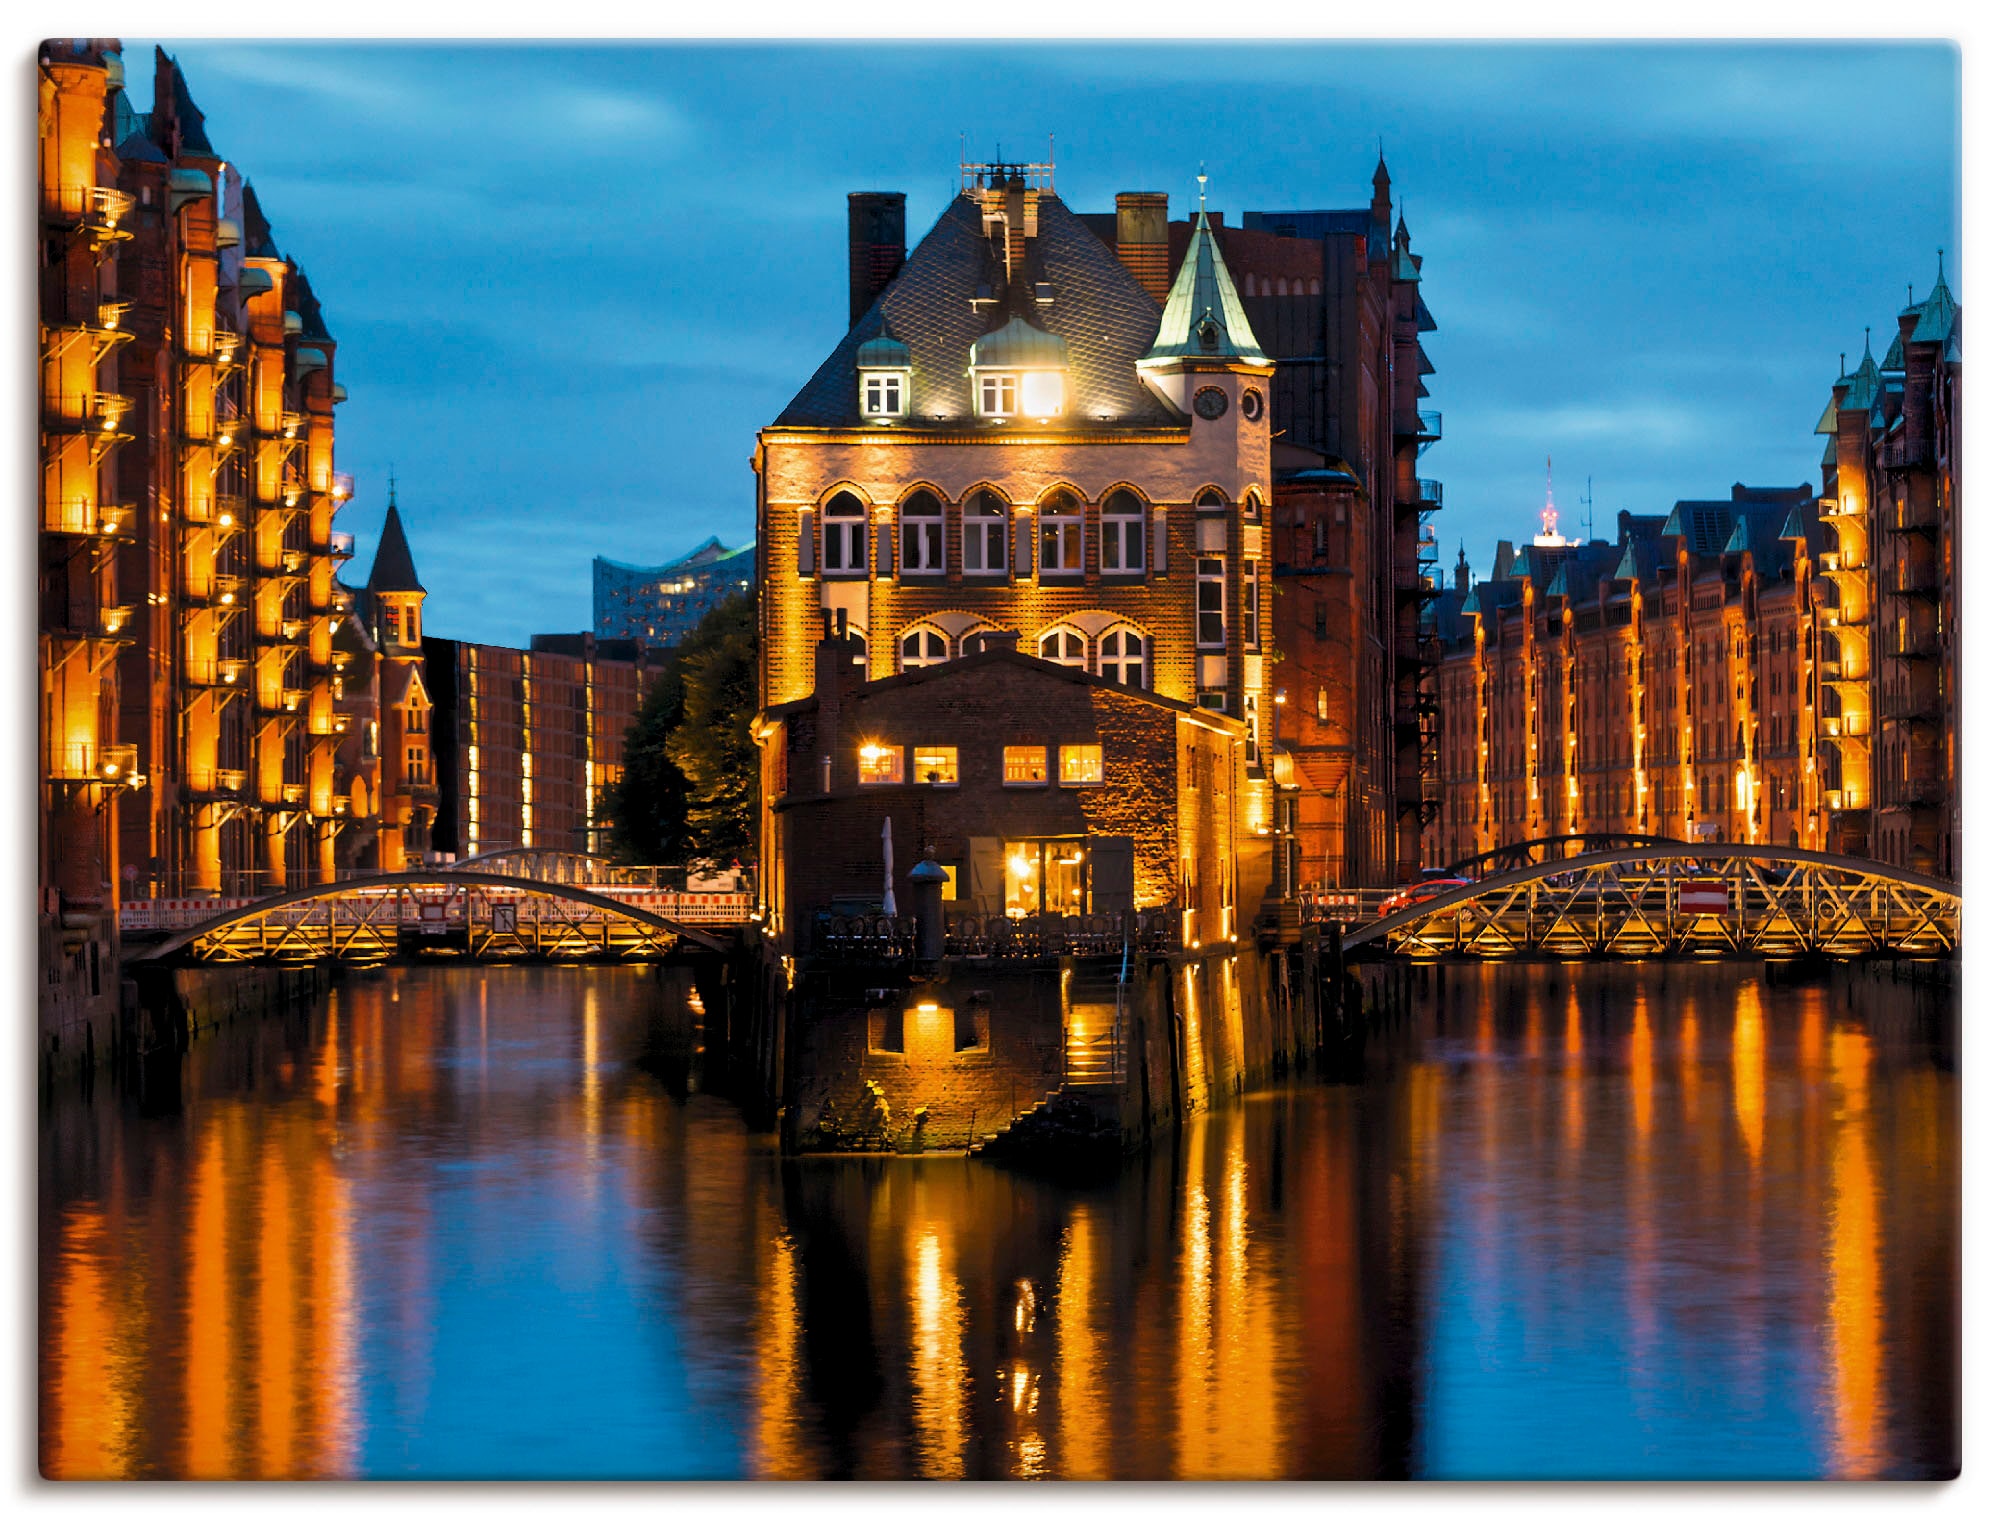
<box><xmin>847</xmin><ymin>192</ymin><xmax>906</xmax><ymax>326</ymax></box>
<box><xmin>812</xmin><ymin>609</ymin><xmax>867</xmax><ymax>791</ymax></box>
<box><xmin>1116</xmin><ymin>192</ymin><xmax>1171</xmax><ymax>303</ymax></box>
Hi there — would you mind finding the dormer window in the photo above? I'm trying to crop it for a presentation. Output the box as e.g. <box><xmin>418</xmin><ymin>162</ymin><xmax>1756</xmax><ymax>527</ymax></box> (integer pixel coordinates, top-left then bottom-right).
<box><xmin>970</xmin><ymin>316</ymin><xmax>1069</xmax><ymax>422</ymax></box>
<box><xmin>855</xmin><ymin>328</ymin><xmax>911</xmax><ymax>422</ymax></box>
<box><xmin>862</xmin><ymin>371</ymin><xmax>905</xmax><ymax>417</ymax></box>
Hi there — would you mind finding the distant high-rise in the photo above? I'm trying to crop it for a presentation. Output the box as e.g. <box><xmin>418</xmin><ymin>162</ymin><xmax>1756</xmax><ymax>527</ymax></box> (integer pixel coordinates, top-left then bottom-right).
<box><xmin>593</xmin><ymin>537</ymin><xmax>753</xmax><ymax>645</ymax></box>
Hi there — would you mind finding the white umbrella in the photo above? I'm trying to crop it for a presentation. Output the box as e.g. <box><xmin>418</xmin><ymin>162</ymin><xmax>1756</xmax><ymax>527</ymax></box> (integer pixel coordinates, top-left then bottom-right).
<box><xmin>881</xmin><ymin>817</ymin><xmax>897</xmax><ymax>916</ymax></box>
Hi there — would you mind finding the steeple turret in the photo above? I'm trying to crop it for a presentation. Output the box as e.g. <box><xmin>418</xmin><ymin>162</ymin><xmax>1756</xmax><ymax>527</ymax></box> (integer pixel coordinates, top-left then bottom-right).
<box><xmin>1138</xmin><ymin>174</ymin><xmax>1269</xmax><ymax>371</ymax></box>
<box><xmin>366</xmin><ymin>481</ymin><xmax>427</xmax><ymax>651</ymax></box>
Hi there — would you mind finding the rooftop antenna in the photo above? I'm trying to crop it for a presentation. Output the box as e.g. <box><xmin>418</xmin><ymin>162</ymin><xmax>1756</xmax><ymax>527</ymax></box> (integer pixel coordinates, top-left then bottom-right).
<box><xmin>1580</xmin><ymin>475</ymin><xmax>1594</xmax><ymax>542</ymax></box>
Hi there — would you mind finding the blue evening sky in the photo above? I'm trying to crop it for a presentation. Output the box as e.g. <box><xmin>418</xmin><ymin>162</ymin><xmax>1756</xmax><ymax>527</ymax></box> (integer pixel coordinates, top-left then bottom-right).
<box><xmin>130</xmin><ymin>40</ymin><xmax>1958</xmax><ymax>646</ymax></box>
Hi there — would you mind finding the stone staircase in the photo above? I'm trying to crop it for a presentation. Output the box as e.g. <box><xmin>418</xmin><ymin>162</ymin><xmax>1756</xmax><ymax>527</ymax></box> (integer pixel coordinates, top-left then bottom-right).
<box><xmin>968</xmin><ymin>1086</ymin><xmax>1065</xmax><ymax>1157</ymax></box>
<box><xmin>1064</xmin><ymin>959</ymin><xmax>1129</xmax><ymax>1089</ymax></box>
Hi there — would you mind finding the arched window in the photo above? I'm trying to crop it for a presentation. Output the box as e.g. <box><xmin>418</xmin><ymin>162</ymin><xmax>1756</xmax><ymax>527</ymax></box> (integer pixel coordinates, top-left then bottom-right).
<box><xmin>1038</xmin><ymin>626</ymin><xmax>1087</xmax><ymax>669</ymax></box>
<box><xmin>1260</xmin><ymin>276</ymin><xmax>1273</xmax><ymax>297</ymax></box>
<box><xmin>1100</xmin><ymin>489</ymin><xmax>1145</xmax><ymax>575</ymax></box>
<box><xmin>1098</xmin><ymin>626</ymin><xmax>1147</xmax><ymax>687</ymax></box>
<box><xmin>822</xmin><ymin>491</ymin><xmax>867</xmax><ymax>577</ymax></box>
<box><xmin>899</xmin><ymin>625</ymin><xmax>951</xmax><ymax>670</ymax></box>
<box><xmin>1038</xmin><ymin>490</ymin><xmax>1083</xmax><ymax>577</ymax></box>
<box><xmin>899</xmin><ymin>489</ymin><xmax>944</xmax><ymax>576</ymax></box>
<box><xmin>1242</xmin><ymin>488</ymin><xmax>1263</xmax><ymax>522</ymax></box>
<box><xmin>1308</xmin><ymin>278</ymin><xmax>1321</xmax><ymax>296</ymax></box>
<box><xmin>963</xmin><ymin>489</ymin><xmax>1008</xmax><ymax>577</ymax></box>
<box><xmin>1194</xmin><ymin>486</ymin><xmax>1228</xmax><ymax>514</ymax></box>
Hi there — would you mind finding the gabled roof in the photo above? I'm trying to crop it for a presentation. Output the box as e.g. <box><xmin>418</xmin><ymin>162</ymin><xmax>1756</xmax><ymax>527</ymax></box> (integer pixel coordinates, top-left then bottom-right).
<box><xmin>160</xmin><ymin>50</ymin><xmax>216</xmax><ymax>157</ymax></box>
<box><xmin>1660</xmin><ymin>502</ymin><xmax>1738</xmax><ymax>555</ymax></box>
<box><xmin>773</xmin><ymin>193</ymin><xmax>1175</xmax><ymax>428</ymax></box>
<box><xmin>1141</xmin><ymin>208</ymin><xmax>1270</xmax><ymax>368</ymax></box>
<box><xmin>366</xmin><ymin>503</ymin><xmax>425</xmax><ymax>594</ymax></box>
<box><xmin>1613</xmin><ymin>514</ymin><xmax>1668</xmax><ymax>583</ymax></box>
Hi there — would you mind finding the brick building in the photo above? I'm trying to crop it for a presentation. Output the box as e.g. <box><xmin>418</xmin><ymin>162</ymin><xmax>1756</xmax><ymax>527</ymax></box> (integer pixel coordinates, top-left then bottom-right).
<box><xmin>1428</xmin><ymin>267</ymin><xmax>1958</xmax><ymax>881</ymax></box>
<box><xmin>39</xmin><ymin>41</ymin><xmax>361</xmax><ymax>931</ymax></box>
<box><xmin>759</xmin><ymin>628</ymin><xmax>1244</xmax><ymax>952</ymax></box>
<box><xmin>423</xmin><ymin>623</ymin><xmax>664</xmax><ymax>861</ymax></box>
<box><xmin>592</xmin><ymin>536</ymin><xmax>753</xmax><ymax>645</ymax></box>
<box><xmin>1082</xmin><ymin>165</ymin><xmax>1444</xmax><ymax>888</ymax></box>
<box><xmin>755</xmin><ymin>157</ymin><xmax>1279</xmax><ymax>925</ymax></box>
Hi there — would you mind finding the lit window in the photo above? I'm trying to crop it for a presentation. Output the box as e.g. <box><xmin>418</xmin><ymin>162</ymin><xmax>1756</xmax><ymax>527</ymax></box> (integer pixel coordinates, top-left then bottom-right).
<box><xmin>1197</xmin><ymin>557</ymin><xmax>1227</xmax><ymax>647</ymax></box>
<box><xmin>1101</xmin><ymin>488</ymin><xmax>1145</xmax><ymax>574</ymax></box>
<box><xmin>1059</xmin><ymin>745</ymin><xmax>1104</xmax><ymax>786</ymax></box>
<box><xmin>963</xmin><ymin>489</ymin><xmax>1009</xmax><ymax>576</ymax></box>
<box><xmin>899</xmin><ymin>626</ymin><xmax>950</xmax><ymax>670</ymax></box>
<box><xmin>1039</xmin><ymin>627</ymin><xmax>1086</xmax><ymax>668</ymax></box>
<box><xmin>979</xmin><ymin>373</ymin><xmax>1019</xmax><ymax>416</ymax></box>
<box><xmin>858</xmin><ymin>743</ymin><xmax>903</xmax><ymax>785</ymax></box>
<box><xmin>1244</xmin><ymin>561</ymin><xmax>1261</xmax><ymax>650</ymax></box>
<box><xmin>822</xmin><ymin>491</ymin><xmax>867</xmax><ymax>577</ymax></box>
<box><xmin>1098</xmin><ymin>627</ymin><xmax>1147</xmax><ymax>686</ymax></box>
<box><xmin>1004</xmin><ymin>745</ymin><xmax>1048</xmax><ymax>785</ymax></box>
<box><xmin>1038</xmin><ymin>491</ymin><xmax>1083</xmax><ymax>576</ymax></box>
<box><xmin>914</xmin><ymin>746</ymin><xmax>958</xmax><ymax>786</ymax></box>
<box><xmin>861</xmin><ymin>370</ymin><xmax>905</xmax><ymax>417</ymax></box>
<box><xmin>1020</xmin><ymin>370</ymin><xmax>1064</xmax><ymax>418</ymax></box>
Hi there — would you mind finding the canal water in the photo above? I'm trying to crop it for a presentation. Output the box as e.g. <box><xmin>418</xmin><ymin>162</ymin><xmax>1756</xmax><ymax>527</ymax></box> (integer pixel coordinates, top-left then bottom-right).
<box><xmin>39</xmin><ymin>961</ymin><xmax>1957</xmax><ymax>1479</ymax></box>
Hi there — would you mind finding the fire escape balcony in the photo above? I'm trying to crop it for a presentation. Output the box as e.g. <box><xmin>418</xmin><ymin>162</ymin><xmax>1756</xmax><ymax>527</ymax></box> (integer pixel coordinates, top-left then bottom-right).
<box><xmin>1394</xmin><ymin>567</ymin><xmax>1442</xmax><ymax>602</ymax></box>
<box><xmin>44</xmin><ymin>184</ymin><xmax>137</xmax><ymax>237</ymax></box>
<box><xmin>1888</xmin><ymin>500</ymin><xmax>1940</xmax><ymax>536</ymax></box>
<box><xmin>44</xmin><ymin>390</ymin><xmax>134</xmax><ymax>439</ymax></box>
<box><xmin>1883</xmin><ymin>433</ymin><xmax>1936</xmax><ymax>474</ymax></box>
<box><xmin>328</xmin><ymin>530</ymin><xmax>355</xmax><ymax>560</ymax></box>
<box><xmin>42</xmin><ymin>496</ymin><xmax>135</xmax><ymax>539</ymax></box>
<box><xmin>1887</xmin><ymin>564</ymin><xmax>1939</xmax><ymax>603</ymax></box>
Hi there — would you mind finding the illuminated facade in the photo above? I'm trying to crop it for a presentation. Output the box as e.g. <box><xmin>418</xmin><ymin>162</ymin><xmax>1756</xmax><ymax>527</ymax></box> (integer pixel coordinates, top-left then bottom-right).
<box><xmin>1431</xmin><ymin>489</ymin><xmax>1825</xmax><ymax>866</ymax></box>
<box><xmin>1431</xmin><ymin>258</ymin><xmax>1961</xmax><ymax>887</ymax></box>
<box><xmin>424</xmin><ymin>632</ymin><xmax>664</xmax><ymax>860</ymax></box>
<box><xmin>592</xmin><ymin>537</ymin><xmax>753</xmax><ymax>645</ymax></box>
<box><xmin>39</xmin><ymin>36</ymin><xmax>357</xmax><ymax>1027</ymax></box>
<box><xmin>755</xmin><ymin>158</ymin><xmax>1277</xmax><ymax>921</ymax></box>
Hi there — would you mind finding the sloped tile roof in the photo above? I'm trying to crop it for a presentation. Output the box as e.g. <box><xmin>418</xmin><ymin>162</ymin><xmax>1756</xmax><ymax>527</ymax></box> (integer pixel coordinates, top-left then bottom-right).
<box><xmin>366</xmin><ymin>503</ymin><xmax>424</xmax><ymax>594</ymax></box>
<box><xmin>1142</xmin><ymin>209</ymin><xmax>1269</xmax><ymax>367</ymax></box>
<box><xmin>773</xmin><ymin>193</ymin><xmax>1177</xmax><ymax>428</ymax></box>
<box><xmin>1911</xmin><ymin>268</ymin><xmax>1959</xmax><ymax>345</ymax></box>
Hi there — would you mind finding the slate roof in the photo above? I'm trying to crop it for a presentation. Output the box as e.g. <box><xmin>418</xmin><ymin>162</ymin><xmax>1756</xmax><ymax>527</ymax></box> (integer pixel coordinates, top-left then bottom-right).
<box><xmin>116</xmin><ymin>130</ymin><xmax>168</xmax><ymax>164</ymax></box>
<box><xmin>1910</xmin><ymin>268</ymin><xmax>1959</xmax><ymax>346</ymax></box>
<box><xmin>1838</xmin><ymin>343</ymin><xmax>1883</xmax><ymax>414</ymax></box>
<box><xmin>1612</xmin><ymin>514</ymin><xmax>1668</xmax><ymax>583</ymax></box>
<box><xmin>292</xmin><ymin>269</ymin><xmax>333</xmax><ymax>343</ymax></box>
<box><xmin>161</xmin><ymin>51</ymin><xmax>216</xmax><ymax>157</ymax></box>
<box><xmin>1661</xmin><ymin>502</ymin><xmax>1742</xmax><ymax>555</ymax></box>
<box><xmin>367</xmin><ymin>503</ymin><xmax>425</xmax><ymax>594</ymax></box>
<box><xmin>240</xmin><ymin>183</ymin><xmax>281</xmax><ymax>261</ymax></box>
<box><xmin>773</xmin><ymin>193</ymin><xmax>1177</xmax><ymax>428</ymax></box>
<box><xmin>1720</xmin><ymin>503</ymin><xmax>1797</xmax><ymax>577</ymax></box>
<box><xmin>1142</xmin><ymin>208</ymin><xmax>1269</xmax><ymax>367</ymax></box>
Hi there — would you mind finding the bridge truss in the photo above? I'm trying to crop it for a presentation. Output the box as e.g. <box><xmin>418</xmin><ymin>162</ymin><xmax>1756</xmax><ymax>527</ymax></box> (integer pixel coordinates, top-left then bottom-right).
<box><xmin>1344</xmin><ymin>846</ymin><xmax>1960</xmax><ymax>961</ymax></box>
<box><xmin>136</xmin><ymin>871</ymin><xmax>730</xmax><ymax>967</ymax></box>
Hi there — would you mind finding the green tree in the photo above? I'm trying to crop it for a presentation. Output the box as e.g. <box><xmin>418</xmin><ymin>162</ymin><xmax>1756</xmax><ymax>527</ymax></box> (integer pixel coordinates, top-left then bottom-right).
<box><xmin>664</xmin><ymin>590</ymin><xmax>757</xmax><ymax>860</ymax></box>
<box><xmin>604</xmin><ymin>588</ymin><xmax>757</xmax><ymax>865</ymax></box>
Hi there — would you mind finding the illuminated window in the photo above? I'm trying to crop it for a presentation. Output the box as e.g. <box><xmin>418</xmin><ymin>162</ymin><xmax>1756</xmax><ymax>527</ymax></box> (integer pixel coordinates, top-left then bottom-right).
<box><xmin>861</xmin><ymin>371</ymin><xmax>905</xmax><ymax>417</ymax></box>
<box><xmin>899</xmin><ymin>489</ymin><xmax>944</xmax><ymax>576</ymax></box>
<box><xmin>1058</xmin><ymin>745</ymin><xmax>1103</xmax><ymax>786</ymax></box>
<box><xmin>858</xmin><ymin>743</ymin><xmax>903</xmax><ymax>785</ymax></box>
<box><xmin>1038</xmin><ymin>627</ymin><xmax>1086</xmax><ymax>668</ymax></box>
<box><xmin>979</xmin><ymin>373</ymin><xmax>1019</xmax><ymax>416</ymax></box>
<box><xmin>1101</xmin><ymin>488</ymin><xmax>1145</xmax><ymax>574</ymax></box>
<box><xmin>1244</xmin><ymin>561</ymin><xmax>1261</xmax><ymax>650</ymax></box>
<box><xmin>899</xmin><ymin>626</ymin><xmax>950</xmax><ymax>670</ymax></box>
<box><xmin>1098</xmin><ymin>627</ymin><xmax>1147</xmax><ymax>686</ymax></box>
<box><xmin>963</xmin><ymin>489</ymin><xmax>1008</xmax><ymax>576</ymax></box>
<box><xmin>1004</xmin><ymin>746</ymin><xmax>1048</xmax><ymax>785</ymax></box>
<box><xmin>1020</xmin><ymin>370</ymin><xmax>1065</xmax><ymax>418</ymax></box>
<box><xmin>1038</xmin><ymin>491</ymin><xmax>1083</xmax><ymax>576</ymax></box>
<box><xmin>913</xmin><ymin>746</ymin><xmax>958</xmax><ymax>786</ymax></box>
<box><xmin>1197</xmin><ymin>557</ymin><xmax>1226</xmax><ymax>647</ymax></box>
<box><xmin>822</xmin><ymin>491</ymin><xmax>867</xmax><ymax>577</ymax></box>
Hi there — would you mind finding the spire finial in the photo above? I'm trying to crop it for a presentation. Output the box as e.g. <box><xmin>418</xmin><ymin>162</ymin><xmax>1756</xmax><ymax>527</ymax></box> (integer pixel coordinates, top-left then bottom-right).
<box><xmin>1863</xmin><ymin>325</ymin><xmax>1872</xmax><ymax>359</ymax></box>
<box><xmin>1197</xmin><ymin>162</ymin><xmax>1208</xmax><ymax>219</ymax></box>
<box><xmin>387</xmin><ymin>465</ymin><xmax>397</xmax><ymax>508</ymax></box>
<box><xmin>1939</xmin><ymin>246</ymin><xmax>1946</xmax><ymax>279</ymax></box>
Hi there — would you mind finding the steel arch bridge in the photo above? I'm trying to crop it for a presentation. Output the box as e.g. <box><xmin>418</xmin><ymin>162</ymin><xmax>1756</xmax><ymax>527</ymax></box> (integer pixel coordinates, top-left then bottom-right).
<box><xmin>134</xmin><ymin>871</ymin><xmax>733</xmax><ymax>966</ymax></box>
<box><xmin>1344</xmin><ymin>845</ymin><xmax>1960</xmax><ymax>961</ymax></box>
<box><xmin>1438</xmin><ymin>833</ymin><xmax>1691</xmax><ymax>880</ymax></box>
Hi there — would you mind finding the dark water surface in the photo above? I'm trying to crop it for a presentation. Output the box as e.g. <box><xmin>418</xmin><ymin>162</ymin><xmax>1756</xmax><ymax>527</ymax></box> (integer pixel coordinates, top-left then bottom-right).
<box><xmin>39</xmin><ymin>961</ymin><xmax>1957</xmax><ymax>1479</ymax></box>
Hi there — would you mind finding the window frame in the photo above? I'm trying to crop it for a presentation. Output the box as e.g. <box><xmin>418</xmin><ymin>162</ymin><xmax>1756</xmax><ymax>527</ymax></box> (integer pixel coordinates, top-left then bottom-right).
<box><xmin>1197</xmin><ymin>556</ymin><xmax>1227</xmax><ymax>648</ymax></box>
<box><xmin>1002</xmin><ymin>745</ymin><xmax>1049</xmax><ymax>787</ymax></box>
<box><xmin>1097</xmin><ymin>626</ymin><xmax>1147</xmax><ymax>687</ymax></box>
<box><xmin>962</xmin><ymin>490</ymin><xmax>1009</xmax><ymax>577</ymax></box>
<box><xmin>860</xmin><ymin>369</ymin><xmax>907</xmax><ymax>418</ymax></box>
<box><xmin>913</xmin><ymin>745</ymin><xmax>959</xmax><ymax>787</ymax></box>
<box><xmin>858</xmin><ymin>743</ymin><xmax>905</xmax><ymax>786</ymax></box>
<box><xmin>1037</xmin><ymin>492</ymin><xmax>1084</xmax><ymax>577</ymax></box>
<box><xmin>822</xmin><ymin>493</ymin><xmax>868</xmax><ymax>578</ymax></box>
<box><xmin>1038</xmin><ymin>627</ymin><xmax>1087</xmax><ymax>669</ymax></box>
<box><xmin>898</xmin><ymin>626</ymin><xmax>950</xmax><ymax>671</ymax></box>
<box><xmin>978</xmin><ymin>372</ymin><xmax>1019</xmax><ymax>417</ymax></box>
<box><xmin>1100</xmin><ymin>490</ymin><xmax>1146</xmax><ymax>575</ymax></box>
<box><xmin>1058</xmin><ymin>744</ymin><xmax>1104</xmax><ymax>787</ymax></box>
<box><xmin>898</xmin><ymin>490</ymin><xmax>945</xmax><ymax>577</ymax></box>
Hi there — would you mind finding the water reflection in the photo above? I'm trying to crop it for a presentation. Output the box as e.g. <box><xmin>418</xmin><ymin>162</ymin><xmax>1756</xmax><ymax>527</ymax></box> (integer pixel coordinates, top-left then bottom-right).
<box><xmin>40</xmin><ymin>962</ymin><xmax>1956</xmax><ymax>1479</ymax></box>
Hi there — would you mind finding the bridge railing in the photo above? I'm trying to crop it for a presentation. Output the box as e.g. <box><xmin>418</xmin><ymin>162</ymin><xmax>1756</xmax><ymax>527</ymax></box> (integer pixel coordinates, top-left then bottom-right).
<box><xmin>808</xmin><ymin>909</ymin><xmax>1184</xmax><ymax>963</ymax></box>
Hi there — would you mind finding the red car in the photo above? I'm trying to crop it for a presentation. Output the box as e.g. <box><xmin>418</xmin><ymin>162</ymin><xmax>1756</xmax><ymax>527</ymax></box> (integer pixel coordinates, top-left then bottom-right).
<box><xmin>1378</xmin><ymin>874</ymin><xmax>1472</xmax><ymax>917</ymax></box>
